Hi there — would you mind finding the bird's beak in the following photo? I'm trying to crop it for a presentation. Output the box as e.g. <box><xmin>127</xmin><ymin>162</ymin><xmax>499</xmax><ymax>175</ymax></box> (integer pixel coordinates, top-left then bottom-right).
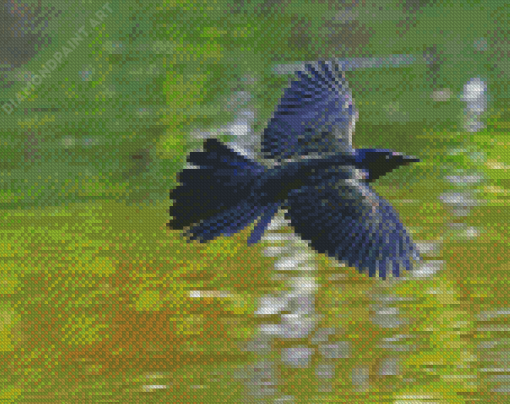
<box><xmin>403</xmin><ymin>155</ymin><xmax>420</xmax><ymax>165</ymax></box>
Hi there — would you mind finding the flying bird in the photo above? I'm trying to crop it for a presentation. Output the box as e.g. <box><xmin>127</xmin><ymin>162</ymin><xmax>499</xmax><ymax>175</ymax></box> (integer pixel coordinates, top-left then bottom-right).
<box><xmin>168</xmin><ymin>61</ymin><xmax>420</xmax><ymax>278</ymax></box>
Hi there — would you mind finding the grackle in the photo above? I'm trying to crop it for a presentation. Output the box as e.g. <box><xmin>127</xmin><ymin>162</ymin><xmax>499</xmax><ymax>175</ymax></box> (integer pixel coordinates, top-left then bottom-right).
<box><xmin>168</xmin><ymin>61</ymin><xmax>420</xmax><ymax>278</ymax></box>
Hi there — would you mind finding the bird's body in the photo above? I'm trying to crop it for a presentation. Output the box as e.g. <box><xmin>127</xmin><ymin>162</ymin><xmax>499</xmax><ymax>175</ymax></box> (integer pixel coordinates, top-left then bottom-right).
<box><xmin>169</xmin><ymin>61</ymin><xmax>420</xmax><ymax>278</ymax></box>
<box><xmin>256</xmin><ymin>152</ymin><xmax>357</xmax><ymax>202</ymax></box>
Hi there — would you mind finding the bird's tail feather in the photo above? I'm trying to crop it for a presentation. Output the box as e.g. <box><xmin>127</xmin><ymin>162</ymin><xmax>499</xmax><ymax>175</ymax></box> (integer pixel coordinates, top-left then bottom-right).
<box><xmin>169</xmin><ymin>139</ymin><xmax>276</xmax><ymax>243</ymax></box>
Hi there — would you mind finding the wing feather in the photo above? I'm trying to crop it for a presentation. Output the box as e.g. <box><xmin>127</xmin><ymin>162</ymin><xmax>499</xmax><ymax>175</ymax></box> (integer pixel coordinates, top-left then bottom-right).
<box><xmin>285</xmin><ymin>167</ymin><xmax>419</xmax><ymax>278</ymax></box>
<box><xmin>262</xmin><ymin>61</ymin><xmax>357</xmax><ymax>161</ymax></box>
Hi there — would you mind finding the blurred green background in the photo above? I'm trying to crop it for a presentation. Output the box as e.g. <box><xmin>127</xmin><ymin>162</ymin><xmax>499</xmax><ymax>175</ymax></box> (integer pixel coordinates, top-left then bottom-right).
<box><xmin>0</xmin><ymin>0</ymin><xmax>509</xmax><ymax>402</ymax></box>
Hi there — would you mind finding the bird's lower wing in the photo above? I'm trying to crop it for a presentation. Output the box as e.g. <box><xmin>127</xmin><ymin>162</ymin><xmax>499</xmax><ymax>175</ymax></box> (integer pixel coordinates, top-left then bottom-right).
<box><xmin>285</xmin><ymin>171</ymin><xmax>419</xmax><ymax>278</ymax></box>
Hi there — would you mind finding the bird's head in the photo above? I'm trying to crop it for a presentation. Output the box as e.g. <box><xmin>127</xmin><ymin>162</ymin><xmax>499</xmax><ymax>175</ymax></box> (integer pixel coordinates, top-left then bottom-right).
<box><xmin>355</xmin><ymin>149</ymin><xmax>420</xmax><ymax>183</ymax></box>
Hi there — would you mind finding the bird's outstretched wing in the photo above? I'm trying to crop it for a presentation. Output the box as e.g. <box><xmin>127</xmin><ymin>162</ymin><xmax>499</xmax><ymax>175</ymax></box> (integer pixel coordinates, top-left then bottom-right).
<box><xmin>262</xmin><ymin>60</ymin><xmax>357</xmax><ymax>161</ymax></box>
<box><xmin>285</xmin><ymin>167</ymin><xmax>419</xmax><ymax>278</ymax></box>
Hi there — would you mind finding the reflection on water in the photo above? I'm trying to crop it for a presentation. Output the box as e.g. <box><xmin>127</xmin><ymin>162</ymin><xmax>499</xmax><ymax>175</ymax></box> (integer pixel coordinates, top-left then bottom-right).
<box><xmin>461</xmin><ymin>77</ymin><xmax>488</xmax><ymax>132</ymax></box>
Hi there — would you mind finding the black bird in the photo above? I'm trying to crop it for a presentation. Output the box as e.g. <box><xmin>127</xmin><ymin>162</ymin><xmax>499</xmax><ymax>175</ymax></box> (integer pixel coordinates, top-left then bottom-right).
<box><xmin>168</xmin><ymin>61</ymin><xmax>420</xmax><ymax>278</ymax></box>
